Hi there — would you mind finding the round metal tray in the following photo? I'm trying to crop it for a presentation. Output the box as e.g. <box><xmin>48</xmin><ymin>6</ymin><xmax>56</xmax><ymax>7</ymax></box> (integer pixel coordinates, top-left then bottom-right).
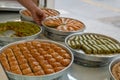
<box><xmin>0</xmin><ymin>39</ymin><xmax>74</xmax><ymax>80</ymax></box>
<box><xmin>65</xmin><ymin>33</ymin><xmax>120</xmax><ymax>67</ymax></box>
<box><xmin>0</xmin><ymin>21</ymin><xmax>42</xmax><ymax>45</ymax></box>
<box><xmin>42</xmin><ymin>17</ymin><xmax>86</xmax><ymax>41</ymax></box>
<box><xmin>109</xmin><ymin>57</ymin><xmax>120</xmax><ymax>80</ymax></box>
<box><xmin>19</xmin><ymin>8</ymin><xmax>60</xmax><ymax>22</ymax></box>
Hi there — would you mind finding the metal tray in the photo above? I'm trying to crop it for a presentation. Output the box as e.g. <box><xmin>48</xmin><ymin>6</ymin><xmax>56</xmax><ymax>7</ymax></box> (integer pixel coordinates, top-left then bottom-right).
<box><xmin>42</xmin><ymin>17</ymin><xmax>86</xmax><ymax>41</ymax></box>
<box><xmin>65</xmin><ymin>33</ymin><xmax>120</xmax><ymax>67</ymax></box>
<box><xmin>0</xmin><ymin>21</ymin><xmax>42</xmax><ymax>45</ymax></box>
<box><xmin>0</xmin><ymin>39</ymin><xmax>74</xmax><ymax>80</ymax></box>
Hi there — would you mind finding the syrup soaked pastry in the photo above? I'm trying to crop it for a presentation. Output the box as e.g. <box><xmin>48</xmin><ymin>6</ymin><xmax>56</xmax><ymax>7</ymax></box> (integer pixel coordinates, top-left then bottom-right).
<box><xmin>0</xmin><ymin>40</ymin><xmax>71</xmax><ymax>76</ymax></box>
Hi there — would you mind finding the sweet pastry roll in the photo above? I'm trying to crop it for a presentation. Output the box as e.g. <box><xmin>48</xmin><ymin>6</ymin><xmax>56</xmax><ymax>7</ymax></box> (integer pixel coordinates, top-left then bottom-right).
<box><xmin>9</xmin><ymin>44</ymin><xmax>17</xmax><ymax>48</ymax></box>
<box><xmin>50</xmin><ymin>52</ymin><xmax>59</xmax><ymax>58</ymax></box>
<box><xmin>39</xmin><ymin>60</ymin><xmax>49</xmax><ymax>67</ymax></box>
<box><xmin>33</xmin><ymin>66</ymin><xmax>42</xmax><ymax>72</ymax></box>
<box><xmin>57</xmin><ymin>49</ymin><xmax>67</xmax><ymax>55</ymax></box>
<box><xmin>41</xmin><ymin>43</ymin><xmax>50</xmax><ymax>48</ymax></box>
<box><xmin>40</xmin><ymin>51</ymin><xmax>47</xmax><ymax>55</ymax></box>
<box><xmin>30</xmin><ymin>61</ymin><xmax>39</xmax><ymax>68</ymax></box>
<box><xmin>34</xmin><ymin>70</ymin><xmax>45</xmax><ymax>75</ymax></box>
<box><xmin>22</xmin><ymin>68</ymin><xmax>32</xmax><ymax>75</ymax></box>
<box><xmin>53</xmin><ymin>46</ymin><xmax>63</xmax><ymax>52</ymax></box>
<box><xmin>16</xmin><ymin>55</ymin><xmax>25</xmax><ymax>60</ymax></box>
<box><xmin>5</xmin><ymin>49</ymin><xmax>14</xmax><ymax>57</ymax></box>
<box><xmin>30</xmin><ymin>49</ymin><xmax>38</xmax><ymax>53</ymax></box>
<box><xmin>0</xmin><ymin>53</ymin><xmax>6</xmax><ymax>58</ymax></box>
<box><xmin>34</xmin><ymin>44</ymin><xmax>41</xmax><ymax>49</ymax></box>
<box><xmin>26</xmin><ymin>42</ymin><xmax>32</xmax><ymax>47</ymax></box>
<box><xmin>8</xmin><ymin>56</ymin><xmax>16</xmax><ymax>62</ymax></box>
<box><xmin>61</xmin><ymin>53</ymin><xmax>71</xmax><ymax>59</ymax></box>
<box><xmin>14</xmin><ymin>51</ymin><xmax>22</xmax><ymax>56</ymax></box>
<box><xmin>24</xmin><ymin>53</ymin><xmax>33</xmax><ymax>59</ymax></box>
<box><xmin>12</xmin><ymin>69</ymin><xmax>22</xmax><ymax>75</ymax></box>
<box><xmin>0</xmin><ymin>56</ymin><xmax>7</xmax><ymax>62</ymax></box>
<box><xmin>48</xmin><ymin>58</ymin><xmax>56</xmax><ymax>64</ymax></box>
<box><xmin>44</xmin><ymin>54</ymin><xmax>52</xmax><ymax>60</ymax></box>
<box><xmin>11</xmin><ymin>65</ymin><xmax>20</xmax><ymax>71</ymax></box>
<box><xmin>52</xmin><ymin>62</ymin><xmax>62</xmax><ymax>68</ymax></box>
<box><xmin>20</xmin><ymin>63</ymin><xmax>29</xmax><ymax>70</ymax></box>
<box><xmin>17</xmin><ymin>43</ymin><xmax>26</xmax><ymax>48</ymax></box>
<box><xmin>12</xmin><ymin>47</ymin><xmax>20</xmax><ymax>52</ymax></box>
<box><xmin>1</xmin><ymin>61</ymin><xmax>10</xmax><ymax>71</ymax></box>
<box><xmin>37</xmin><ymin>48</ymin><xmax>44</xmax><ymax>53</ymax></box>
<box><xmin>28</xmin><ymin>58</ymin><xmax>36</xmax><ymax>63</ymax></box>
<box><xmin>60</xmin><ymin>59</ymin><xmax>71</xmax><ymax>66</ymax></box>
<box><xmin>43</xmin><ymin>46</ymin><xmax>51</xmax><ymax>51</ymax></box>
<box><xmin>50</xmin><ymin>43</ymin><xmax>58</xmax><ymax>49</ymax></box>
<box><xmin>31</xmin><ymin>40</ymin><xmax>41</xmax><ymax>46</ymax></box>
<box><xmin>47</xmin><ymin>49</ymin><xmax>54</xmax><ymax>53</ymax></box>
<box><xmin>27</xmin><ymin>45</ymin><xmax>35</xmax><ymax>50</ymax></box>
<box><xmin>9</xmin><ymin>61</ymin><xmax>18</xmax><ymax>66</ymax></box>
<box><xmin>18</xmin><ymin>58</ymin><xmax>27</xmax><ymax>65</ymax></box>
<box><xmin>36</xmin><ymin>56</ymin><xmax>45</xmax><ymax>62</ymax></box>
<box><xmin>44</xmin><ymin>68</ymin><xmax>55</xmax><ymax>74</ymax></box>
<box><xmin>54</xmin><ymin>67</ymin><xmax>65</xmax><ymax>72</ymax></box>
<box><xmin>42</xmin><ymin>64</ymin><xmax>53</xmax><ymax>69</ymax></box>
<box><xmin>55</xmin><ymin>55</ymin><xmax>64</xmax><ymax>62</ymax></box>
<box><xmin>22</xmin><ymin>50</ymin><xmax>30</xmax><ymax>54</ymax></box>
<box><xmin>20</xmin><ymin>47</ymin><xmax>28</xmax><ymax>52</ymax></box>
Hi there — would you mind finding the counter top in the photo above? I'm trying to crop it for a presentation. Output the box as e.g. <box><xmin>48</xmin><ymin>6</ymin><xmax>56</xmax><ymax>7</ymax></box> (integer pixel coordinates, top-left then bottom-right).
<box><xmin>0</xmin><ymin>8</ymin><xmax>120</xmax><ymax>80</ymax></box>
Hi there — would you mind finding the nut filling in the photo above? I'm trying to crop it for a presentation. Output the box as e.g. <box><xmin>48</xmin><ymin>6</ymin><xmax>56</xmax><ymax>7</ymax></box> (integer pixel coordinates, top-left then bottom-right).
<box><xmin>0</xmin><ymin>40</ymin><xmax>71</xmax><ymax>76</ymax></box>
<box><xmin>112</xmin><ymin>62</ymin><xmax>120</xmax><ymax>80</ymax></box>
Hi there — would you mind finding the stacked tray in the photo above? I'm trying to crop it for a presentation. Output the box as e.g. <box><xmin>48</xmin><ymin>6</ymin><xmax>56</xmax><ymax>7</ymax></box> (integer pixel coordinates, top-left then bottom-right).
<box><xmin>0</xmin><ymin>21</ymin><xmax>42</xmax><ymax>45</ymax></box>
<box><xmin>42</xmin><ymin>17</ymin><xmax>85</xmax><ymax>41</ymax></box>
<box><xmin>20</xmin><ymin>8</ymin><xmax>60</xmax><ymax>22</ymax></box>
<box><xmin>65</xmin><ymin>33</ymin><xmax>120</xmax><ymax>67</ymax></box>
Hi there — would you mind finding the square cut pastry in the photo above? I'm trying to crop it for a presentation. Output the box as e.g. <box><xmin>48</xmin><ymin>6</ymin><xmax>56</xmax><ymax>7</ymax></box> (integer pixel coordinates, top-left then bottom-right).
<box><xmin>0</xmin><ymin>40</ymin><xmax>71</xmax><ymax>76</ymax></box>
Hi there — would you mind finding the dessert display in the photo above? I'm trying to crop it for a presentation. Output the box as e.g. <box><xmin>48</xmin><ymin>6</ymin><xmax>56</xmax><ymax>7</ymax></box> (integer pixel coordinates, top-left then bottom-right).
<box><xmin>66</xmin><ymin>33</ymin><xmax>120</xmax><ymax>55</ymax></box>
<box><xmin>0</xmin><ymin>40</ymin><xmax>72</xmax><ymax>76</ymax></box>
<box><xmin>42</xmin><ymin>17</ymin><xmax>85</xmax><ymax>32</ymax></box>
<box><xmin>111</xmin><ymin>61</ymin><xmax>120</xmax><ymax>80</ymax></box>
<box><xmin>0</xmin><ymin>21</ymin><xmax>40</xmax><ymax>37</ymax></box>
<box><xmin>21</xmin><ymin>8</ymin><xmax>60</xmax><ymax>18</ymax></box>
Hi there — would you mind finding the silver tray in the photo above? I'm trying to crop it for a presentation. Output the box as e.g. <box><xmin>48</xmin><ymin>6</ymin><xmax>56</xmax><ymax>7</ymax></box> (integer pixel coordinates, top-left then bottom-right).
<box><xmin>42</xmin><ymin>17</ymin><xmax>86</xmax><ymax>41</ymax></box>
<box><xmin>0</xmin><ymin>39</ymin><xmax>74</xmax><ymax>80</ymax></box>
<box><xmin>65</xmin><ymin>33</ymin><xmax>120</xmax><ymax>67</ymax></box>
<box><xmin>0</xmin><ymin>21</ymin><xmax>42</xmax><ymax>45</ymax></box>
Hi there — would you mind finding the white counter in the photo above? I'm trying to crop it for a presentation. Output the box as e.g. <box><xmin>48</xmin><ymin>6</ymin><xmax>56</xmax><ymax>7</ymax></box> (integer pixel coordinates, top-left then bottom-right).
<box><xmin>0</xmin><ymin>11</ymin><xmax>119</xmax><ymax>80</ymax></box>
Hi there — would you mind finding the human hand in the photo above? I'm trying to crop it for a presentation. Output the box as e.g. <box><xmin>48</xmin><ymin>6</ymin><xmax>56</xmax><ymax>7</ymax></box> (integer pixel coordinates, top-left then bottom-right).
<box><xmin>31</xmin><ymin>7</ymin><xmax>46</xmax><ymax>25</ymax></box>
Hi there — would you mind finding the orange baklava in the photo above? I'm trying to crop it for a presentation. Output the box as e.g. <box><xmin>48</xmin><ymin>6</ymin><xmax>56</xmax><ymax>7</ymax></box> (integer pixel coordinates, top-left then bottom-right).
<box><xmin>22</xmin><ymin>8</ymin><xmax>60</xmax><ymax>18</ymax></box>
<box><xmin>43</xmin><ymin>17</ymin><xmax>85</xmax><ymax>32</ymax></box>
<box><xmin>112</xmin><ymin>62</ymin><xmax>120</xmax><ymax>80</ymax></box>
<box><xmin>0</xmin><ymin>40</ymin><xmax>71</xmax><ymax>76</ymax></box>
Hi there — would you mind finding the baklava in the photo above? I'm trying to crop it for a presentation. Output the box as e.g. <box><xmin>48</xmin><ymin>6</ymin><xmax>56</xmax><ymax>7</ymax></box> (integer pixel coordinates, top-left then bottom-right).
<box><xmin>67</xmin><ymin>33</ymin><xmax>120</xmax><ymax>55</ymax></box>
<box><xmin>43</xmin><ymin>17</ymin><xmax>85</xmax><ymax>32</ymax></box>
<box><xmin>0</xmin><ymin>40</ymin><xmax>71</xmax><ymax>76</ymax></box>
<box><xmin>22</xmin><ymin>8</ymin><xmax>60</xmax><ymax>18</ymax></box>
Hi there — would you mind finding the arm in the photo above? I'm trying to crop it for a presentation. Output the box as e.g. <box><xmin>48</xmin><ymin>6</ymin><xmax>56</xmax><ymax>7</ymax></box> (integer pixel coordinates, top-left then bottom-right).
<box><xmin>17</xmin><ymin>0</ymin><xmax>46</xmax><ymax>25</ymax></box>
